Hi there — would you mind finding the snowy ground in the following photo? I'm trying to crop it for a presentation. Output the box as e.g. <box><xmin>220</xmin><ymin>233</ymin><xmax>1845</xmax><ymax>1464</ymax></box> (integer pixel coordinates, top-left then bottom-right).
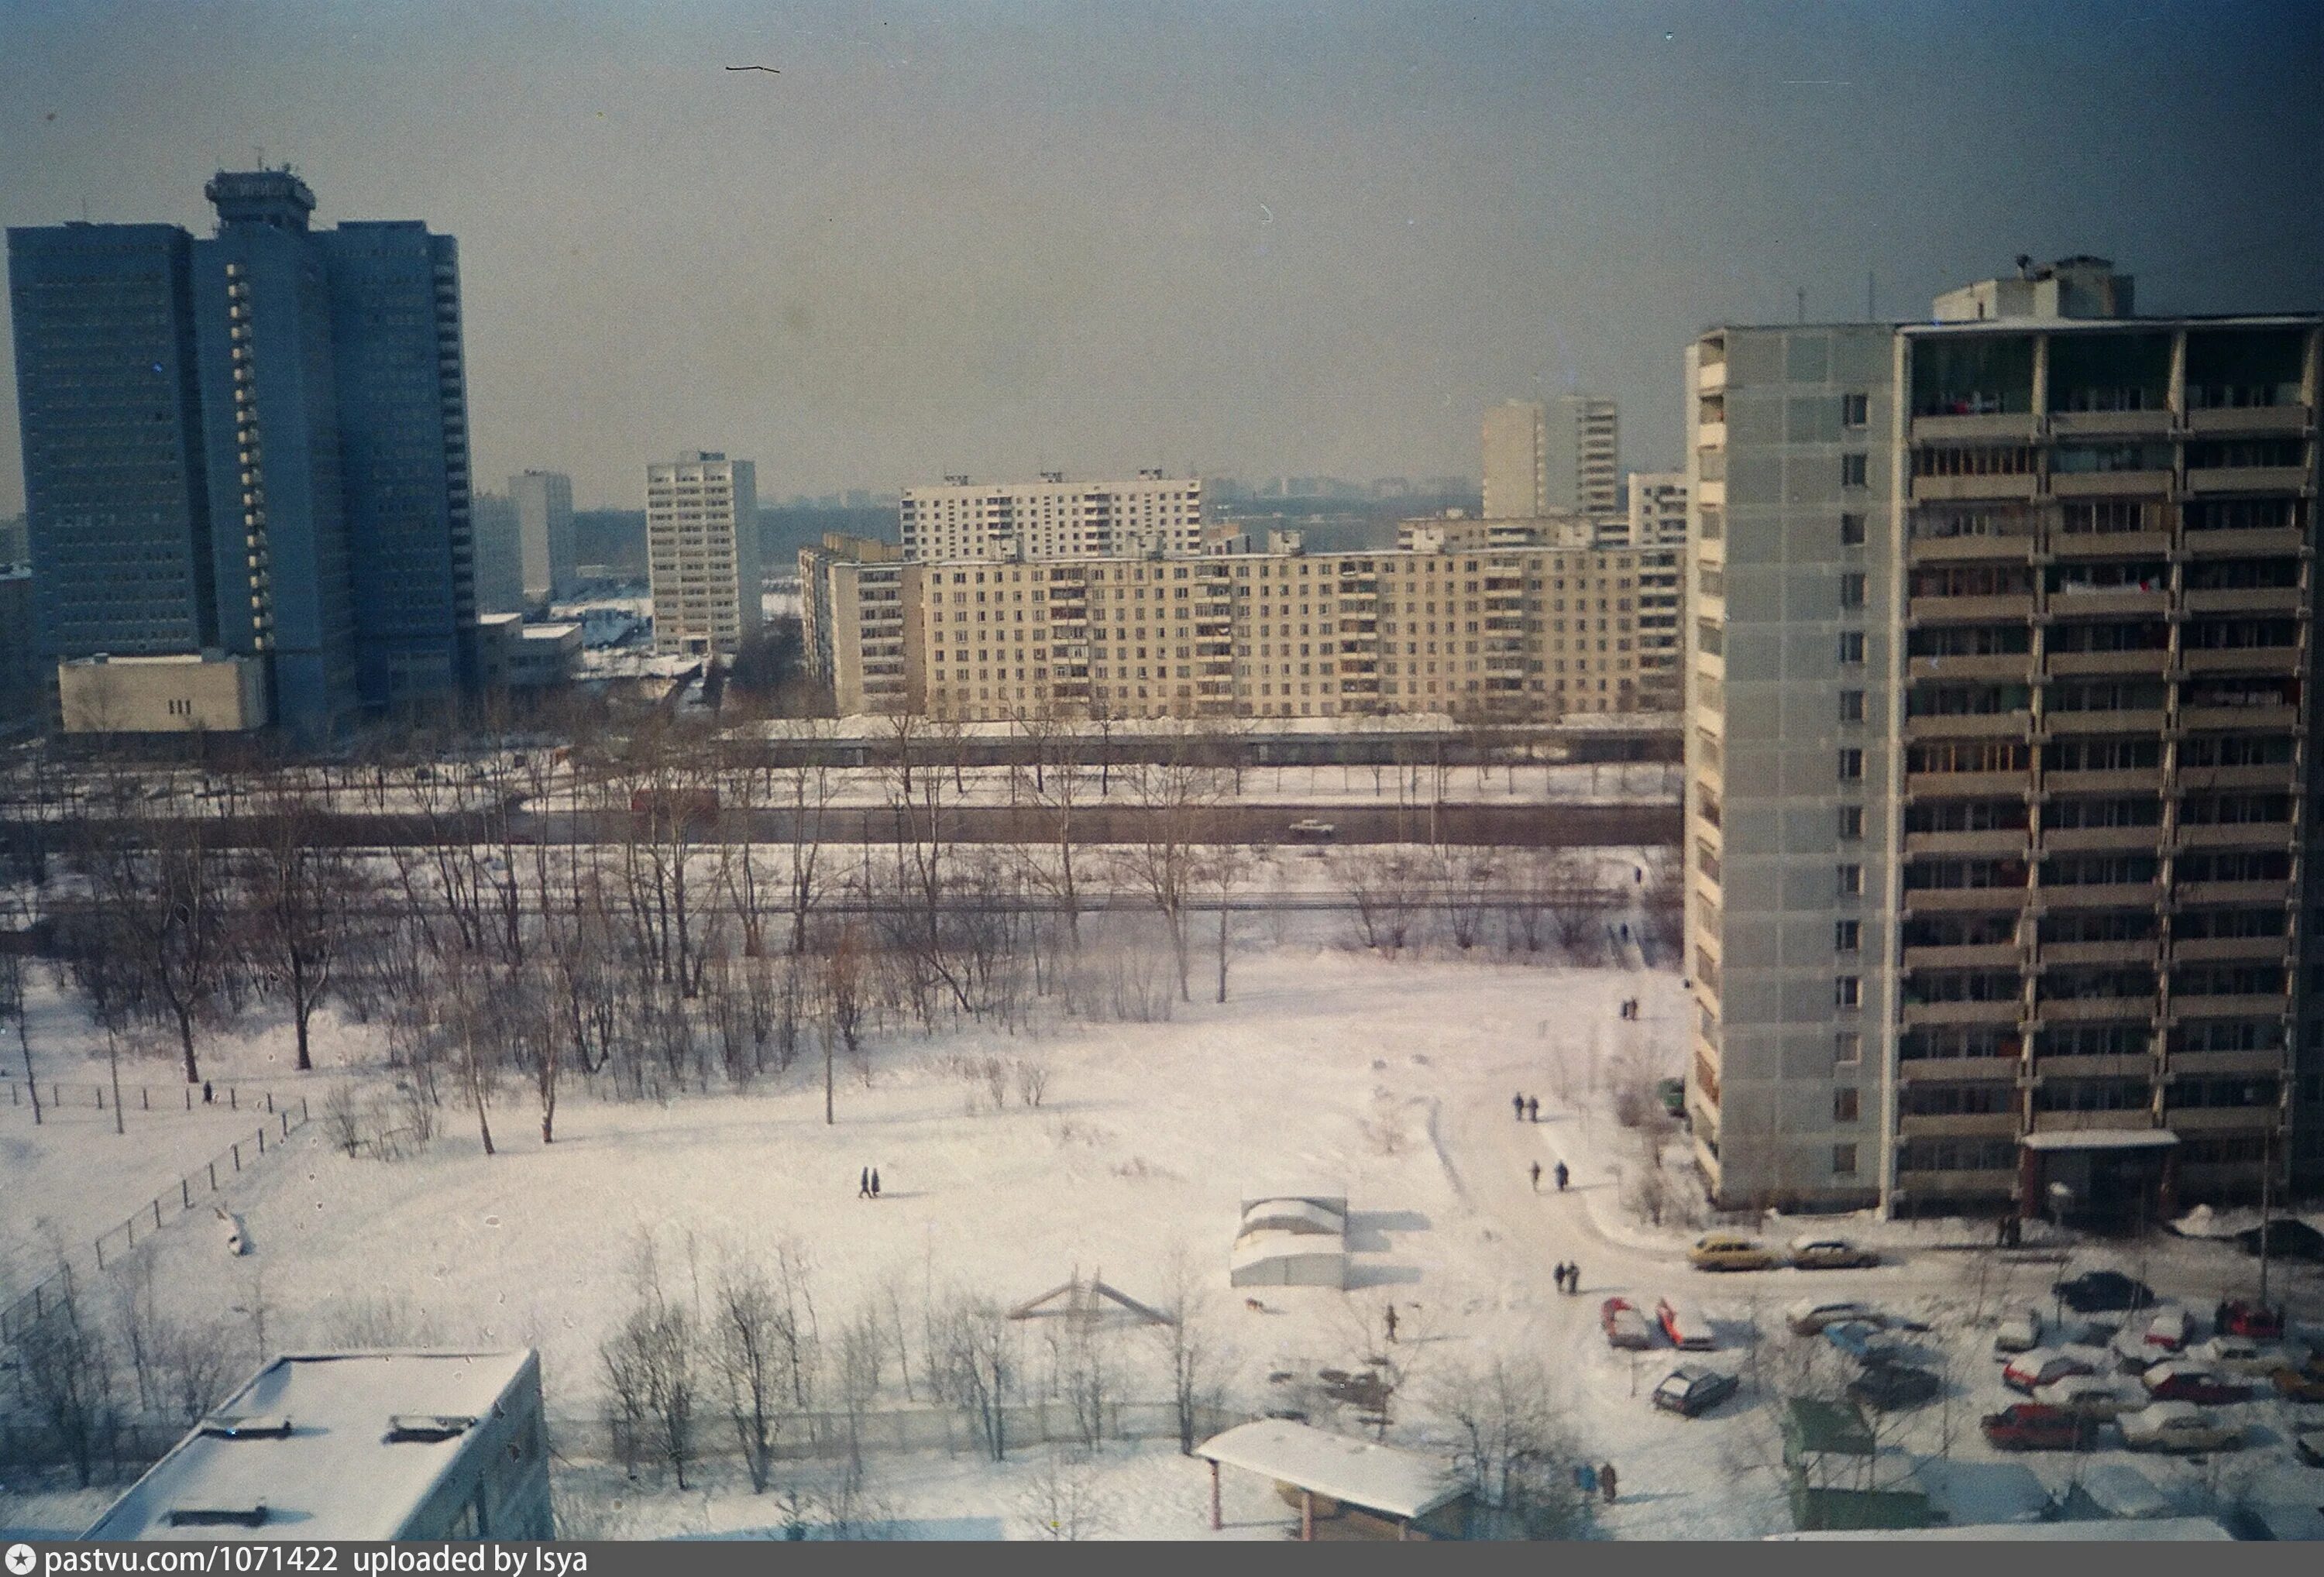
<box><xmin>8</xmin><ymin>932</ymin><xmax>2323</xmax><ymax>1541</ymax></box>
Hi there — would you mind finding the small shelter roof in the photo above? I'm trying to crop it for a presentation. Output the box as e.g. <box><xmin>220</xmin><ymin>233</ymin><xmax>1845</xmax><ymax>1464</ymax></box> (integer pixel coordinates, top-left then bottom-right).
<box><xmin>1781</xmin><ymin>1398</ymin><xmax>1875</xmax><ymax>1458</ymax></box>
<box><xmin>1198</xmin><ymin>1419</ymin><xmax>1463</xmax><ymax>1521</ymax></box>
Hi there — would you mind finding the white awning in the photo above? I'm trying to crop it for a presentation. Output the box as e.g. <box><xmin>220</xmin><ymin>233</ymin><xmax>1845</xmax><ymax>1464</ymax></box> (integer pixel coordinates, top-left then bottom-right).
<box><xmin>2021</xmin><ymin>1129</ymin><xmax>2179</xmax><ymax>1153</ymax></box>
<box><xmin>1198</xmin><ymin>1419</ymin><xmax>1465</xmax><ymax>1521</ymax></box>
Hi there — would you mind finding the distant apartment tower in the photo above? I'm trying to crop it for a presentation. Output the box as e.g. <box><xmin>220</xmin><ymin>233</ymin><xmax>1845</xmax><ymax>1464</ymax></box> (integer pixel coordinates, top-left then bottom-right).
<box><xmin>1624</xmin><ymin>472</ymin><xmax>1690</xmax><ymax>548</ymax></box>
<box><xmin>470</xmin><ymin>491</ymin><xmax>523</xmax><ymax>614</ymax></box>
<box><xmin>511</xmin><ymin>469</ymin><xmax>576</xmax><ymax>603</ymax></box>
<box><xmin>646</xmin><ymin>452</ymin><xmax>761</xmax><ymax>655</ymax></box>
<box><xmin>1480</xmin><ymin>401</ymin><xmax>1548</xmax><ymax>520</ymax></box>
<box><xmin>6</xmin><ymin>170</ymin><xmax>476</xmax><ymax>740</ymax></box>
<box><xmin>899</xmin><ymin>472</ymin><xmax>1203</xmax><ymax>561</ymax></box>
<box><xmin>0</xmin><ymin>566</ymin><xmax>39</xmax><ymax>738</ymax></box>
<box><xmin>1683</xmin><ymin>257</ymin><xmax>2324</xmax><ymax>1214</ymax></box>
<box><xmin>1549</xmin><ymin>393</ymin><xmax>1621</xmax><ymax>516</ymax></box>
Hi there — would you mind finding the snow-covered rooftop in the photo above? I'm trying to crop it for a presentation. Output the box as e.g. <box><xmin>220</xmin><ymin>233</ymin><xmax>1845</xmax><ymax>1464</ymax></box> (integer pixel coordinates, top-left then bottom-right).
<box><xmin>1770</xmin><ymin>1517</ymin><xmax>2235</xmax><ymax>1541</ymax></box>
<box><xmin>1198</xmin><ymin>1419</ymin><xmax>1464</xmax><ymax>1520</ymax></box>
<box><xmin>2021</xmin><ymin>1128</ymin><xmax>2178</xmax><ymax>1152</ymax></box>
<box><xmin>85</xmin><ymin>1351</ymin><xmax>538</xmax><ymax>1541</ymax></box>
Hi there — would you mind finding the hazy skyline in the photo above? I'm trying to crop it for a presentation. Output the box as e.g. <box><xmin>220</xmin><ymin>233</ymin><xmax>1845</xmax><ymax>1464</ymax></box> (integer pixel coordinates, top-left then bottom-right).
<box><xmin>4</xmin><ymin>0</ymin><xmax>2320</xmax><ymax>515</ymax></box>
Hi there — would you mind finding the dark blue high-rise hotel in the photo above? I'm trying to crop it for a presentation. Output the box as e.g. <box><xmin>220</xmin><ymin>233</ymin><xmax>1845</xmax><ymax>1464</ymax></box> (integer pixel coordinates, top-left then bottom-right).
<box><xmin>8</xmin><ymin>170</ymin><xmax>476</xmax><ymax>741</ymax></box>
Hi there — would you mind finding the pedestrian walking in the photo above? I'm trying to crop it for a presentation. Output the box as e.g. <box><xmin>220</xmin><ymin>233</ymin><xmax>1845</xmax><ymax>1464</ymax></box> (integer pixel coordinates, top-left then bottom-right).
<box><xmin>1555</xmin><ymin>1160</ymin><xmax>1569</xmax><ymax>1192</ymax></box>
<box><xmin>1554</xmin><ymin>1262</ymin><xmax>1569</xmax><ymax>1294</ymax></box>
<box><xmin>1512</xmin><ymin>1091</ymin><xmax>1525</xmax><ymax>1121</ymax></box>
<box><xmin>1526</xmin><ymin>1095</ymin><xmax>1539</xmax><ymax>1122</ymax></box>
<box><xmin>1575</xmin><ymin>1462</ymin><xmax>1597</xmax><ymax>1496</ymax></box>
<box><xmin>1384</xmin><ymin>1304</ymin><xmax>1399</xmax><ymax>1345</ymax></box>
<box><xmin>1568</xmin><ymin>1261</ymin><xmax>1581</xmax><ymax>1294</ymax></box>
<box><xmin>1599</xmin><ymin>1463</ymin><xmax>1618</xmax><ymax>1503</ymax></box>
<box><xmin>858</xmin><ymin>1166</ymin><xmax>871</xmax><ymax>1199</ymax></box>
<box><xmin>201</xmin><ymin>1081</ymin><xmax>214</xmax><ymax>1105</ymax></box>
<box><xmin>870</xmin><ymin>1168</ymin><xmax>882</xmax><ymax>1198</ymax></box>
<box><xmin>1635</xmin><ymin>865</ymin><xmax>1644</xmax><ymax>885</ymax></box>
<box><xmin>1530</xmin><ymin>1160</ymin><xmax>1542</xmax><ymax>1192</ymax></box>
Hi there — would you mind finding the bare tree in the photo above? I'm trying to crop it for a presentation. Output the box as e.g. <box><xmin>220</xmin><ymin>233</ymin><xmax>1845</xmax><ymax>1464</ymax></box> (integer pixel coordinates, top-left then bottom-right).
<box><xmin>600</xmin><ymin>1242</ymin><xmax>703</xmax><ymax>1489</ymax></box>
<box><xmin>1113</xmin><ymin>745</ymin><xmax>1226</xmax><ymax>999</ymax></box>
<box><xmin>1428</xmin><ymin>1355</ymin><xmax>1587</xmax><ymax>1538</ymax></box>
<box><xmin>713</xmin><ymin>1249</ymin><xmax>792</xmax><ymax>1493</ymax></box>
<box><xmin>72</xmin><ymin>794</ymin><xmax>236</xmax><ymax>1084</ymax></box>
<box><xmin>1019</xmin><ymin>1452</ymin><xmax>1118</xmax><ymax>1541</ymax></box>
<box><xmin>0</xmin><ymin>892</ymin><xmax>42</xmax><ymax>1124</ymax></box>
<box><xmin>19</xmin><ymin>1283</ymin><xmax>116</xmax><ymax>1489</ymax></box>
<box><xmin>1156</xmin><ymin>1245</ymin><xmax>1229</xmax><ymax>1455</ymax></box>
<box><xmin>242</xmin><ymin>788</ymin><xmax>368</xmax><ymax>1071</ymax></box>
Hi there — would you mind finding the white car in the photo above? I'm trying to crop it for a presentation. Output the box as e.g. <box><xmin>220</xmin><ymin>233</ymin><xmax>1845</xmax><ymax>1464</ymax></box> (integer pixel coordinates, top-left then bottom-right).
<box><xmin>2119</xmin><ymin>1401</ymin><xmax>2242</xmax><ymax>1454</ymax></box>
<box><xmin>1992</xmin><ymin>1307</ymin><xmax>2044</xmax><ymax>1355</ymax></box>
<box><xmin>2032</xmin><ymin>1374</ymin><xmax>2147</xmax><ymax>1420</ymax></box>
<box><xmin>2003</xmin><ymin>1346</ymin><xmax>2099</xmax><ymax>1394</ymax></box>
<box><xmin>2187</xmin><ymin>1335</ymin><xmax>2290</xmax><ymax>1376</ymax></box>
<box><xmin>1786</xmin><ymin>1297</ymin><xmax>1876</xmax><ymax>1336</ymax></box>
<box><xmin>2141</xmin><ymin>1307</ymin><xmax>2189</xmax><ymax>1352</ymax></box>
<box><xmin>1655</xmin><ymin>1296</ymin><xmax>1716</xmax><ymax>1352</ymax></box>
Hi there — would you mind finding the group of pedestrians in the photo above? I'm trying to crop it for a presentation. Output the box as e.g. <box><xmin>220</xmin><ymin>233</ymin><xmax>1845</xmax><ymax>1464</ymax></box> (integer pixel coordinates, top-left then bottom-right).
<box><xmin>1575</xmin><ymin>1461</ymin><xmax>1618</xmax><ymax>1503</ymax></box>
<box><xmin>1552</xmin><ymin>1259</ymin><xmax>1581</xmax><ymax>1295</ymax></box>
<box><xmin>1616</xmin><ymin>998</ymin><xmax>1641</xmax><ymax>1020</ymax></box>
<box><xmin>1510</xmin><ymin>1091</ymin><xmax>1540</xmax><ymax>1122</ymax></box>
<box><xmin>856</xmin><ymin>1166</ymin><xmax>883</xmax><ymax>1199</ymax></box>
<box><xmin>1528</xmin><ymin>1159</ymin><xmax>1570</xmax><ymax>1193</ymax></box>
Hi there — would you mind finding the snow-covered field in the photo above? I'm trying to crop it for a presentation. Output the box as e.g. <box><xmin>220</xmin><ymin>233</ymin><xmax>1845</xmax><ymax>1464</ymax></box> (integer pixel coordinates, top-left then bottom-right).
<box><xmin>8</xmin><ymin>934</ymin><xmax>2323</xmax><ymax>1541</ymax></box>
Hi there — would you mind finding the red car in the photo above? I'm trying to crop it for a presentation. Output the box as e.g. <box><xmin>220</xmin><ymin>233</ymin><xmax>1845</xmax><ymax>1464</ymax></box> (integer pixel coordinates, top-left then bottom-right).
<box><xmin>2140</xmin><ymin>1363</ymin><xmax>2254</xmax><ymax>1405</ymax></box>
<box><xmin>2215</xmin><ymin>1299</ymin><xmax>2286</xmax><ymax>1340</ymax></box>
<box><xmin>1600</xmin><ymin>1297</ymin><xmax>1655</xmax><ymax>1350</ymax></box>
<box><xmin>1981</xmin><ymin>1403</ymin><xmax>2103</xmax><ymax>1452</ymax></box>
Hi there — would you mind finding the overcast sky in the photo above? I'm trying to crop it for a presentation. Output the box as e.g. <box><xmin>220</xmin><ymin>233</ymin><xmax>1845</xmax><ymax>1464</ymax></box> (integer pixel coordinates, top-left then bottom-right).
<box><xmin>4</xmin><ymin>0</ymin><xmax>2320</xmax><ymax>513</ymax></box>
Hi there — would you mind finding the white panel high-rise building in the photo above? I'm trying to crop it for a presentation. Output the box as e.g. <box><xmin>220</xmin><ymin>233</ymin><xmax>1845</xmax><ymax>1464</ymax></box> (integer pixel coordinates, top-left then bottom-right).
<box><xmin>1480</xmin><ymin>400</ymin><xmax>1548</xmax><ymax>520</ymax></box>
<box><xmin>899</xmin><ymin>471</ymin><xmax>1203</xmax><ymax>561</ymax></box>
<box><xmin>1622</xmin><ymin>471</ymin><xmax>1690</xmax><ymax>548</ymax></box>
<box><xmin>646</xmin><ymin>452</ymin><xmax>761</xmax><ymax>656</ymax></box>
<box><xmin>511</xmin><ymin>469</ymin><xmax>576</xmax><ymax>603</ymax></box>
<box><xmin>469</xmin><ymin>491</ymin><xmax>524</xmax><ymax>615</ymax></box>
<box><xmin>1547</xmin><ymin>393</ymin><xmax>1621</xmax><ymax>516</ymax></box>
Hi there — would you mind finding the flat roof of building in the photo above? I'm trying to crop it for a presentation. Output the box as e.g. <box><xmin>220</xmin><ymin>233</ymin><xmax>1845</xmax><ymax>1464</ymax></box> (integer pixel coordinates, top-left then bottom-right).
<box><xmin>61</xmin><ymin>651</ymin><xmax>249</xmax><ymax>668</ymax></box>
<box><xmin>85</xmin><ymin>1351</ymin><xmax>536</xmax><ymax>1541</ymax></box>
<box><xmin>1198</xmin><ymin>1419</ymin><xmax>1464</xmax><ymax>1521</ymax></box>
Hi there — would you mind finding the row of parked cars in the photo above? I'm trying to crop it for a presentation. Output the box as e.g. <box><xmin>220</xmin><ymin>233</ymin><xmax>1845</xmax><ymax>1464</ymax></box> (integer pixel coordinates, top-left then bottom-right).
<box><xmin>1598</xmin><ymin>1297</ymin><xmax>1746</xmax><ymax>1418</ymax></box>
<box><xmin>1686</xmin><ymin>1232</ymin><xmax>1878</xmax><ymax>1272</ymax></box>
<box><xmin>1980</xmin><ymin>1287</ymin><xmax>2324</xmax><ymax>1458</ymax></box>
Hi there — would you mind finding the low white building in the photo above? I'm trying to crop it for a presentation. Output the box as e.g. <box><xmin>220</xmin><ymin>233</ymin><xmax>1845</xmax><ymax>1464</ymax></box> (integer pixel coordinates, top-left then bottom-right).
<box><xmin>1230</xmin><ymin>1192</ymin><xmax>1349</xmax><ymax>1288</ymax></box>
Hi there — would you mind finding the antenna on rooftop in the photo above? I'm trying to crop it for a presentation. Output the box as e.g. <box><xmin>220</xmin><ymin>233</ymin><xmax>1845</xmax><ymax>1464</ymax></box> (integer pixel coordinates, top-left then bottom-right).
<box><xmin>1796</xmin><ymin>287</ymin><xmax>1807</xmax><ymax>324</ymax></box>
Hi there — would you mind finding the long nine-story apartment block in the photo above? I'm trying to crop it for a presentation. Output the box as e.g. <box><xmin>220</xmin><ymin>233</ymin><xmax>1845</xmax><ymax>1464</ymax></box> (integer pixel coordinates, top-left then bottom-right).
<box><xmin>1685</xmin><ymin>257</ymin><xmax>2324</xmax><ymax>1216</ymax></box>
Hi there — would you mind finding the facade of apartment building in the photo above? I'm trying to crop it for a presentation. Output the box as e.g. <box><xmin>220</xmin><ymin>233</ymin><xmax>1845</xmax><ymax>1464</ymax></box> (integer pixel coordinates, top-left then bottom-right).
<box><xmin>1624</xmin><ymin>471</ymin><xmax>1690</xmax><ymax>549</ymax></box>
<box><xmin>1683</xmin><ymin>258</ymin><xmax>2324</xmax><ymax>1213</ymax></box>
<box><xmin>805</xmin><ymin>537</ymin><xmax>1679</xmax><ymax>722</ymax></box>
<box><xmin>646</xmin><ymin>452</ymin><xmax>761</xmax><ymax>656</ymax></box>
<box><xmin>511</xmin><ymin>469</ymin><xmax>576</xmax><ymax>603</ymax></box>
<box><xmin>899</xmin><ymin>472</ymin><xmax>1203</xmax><ymax>561</ymax></box>
<box><xmin>1550</xmin><ymin>393</ymin><xmax>1622</xmax><ymax>516</ymax></box>
<box><xmin>1482</xmin><ymin>400</ymin><xmax>1549</xmax><ymax>520</ymax></box>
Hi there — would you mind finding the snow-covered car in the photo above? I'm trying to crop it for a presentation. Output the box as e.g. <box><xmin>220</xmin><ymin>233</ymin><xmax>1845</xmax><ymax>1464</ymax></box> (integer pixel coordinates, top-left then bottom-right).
<box><xmin>2186</xmin><ymin>1335</ymin><xmax>2289</xmax><ymax>1376</ymax></box>
<box><xmin>1848</xmin><ymin>1362</ymin><xmax>1941</xmax><ymax>1412</ymax></box>
<box><xmin>2002</xmin><ymin>1347</ymin><xmax>2099</xmax><ymax>1394</ymax></box>
<box><xmin>1600</xmin><ymin>1297</ymin><xmax>1656</xmax><ymax>1350</ymax></box>
<box><xmin>2141</xmin><ymin>1307</ymin><xmax>2189</xmax><ymax>1352</ymax></box>
<box><xmin>1686</xmin><ymin>1232</ymin><xmax>1779</xmax><ymax>1272</ymax></box>
<box><xmin>1655</xmin><ymin>1297</ymin><xmax>1716</xmax><ymax>1351</ymax></box>
<box><xmin>2119</xmin><ymin>1402</ymin><xmax>2242</xmax><ymax>1454</ymax></box>
<box><xmin>2052</xmin><ymin>1270</ymin><xmax>2154</xmax><ymax>1313</ymax></box>
<box><xmin>2271</xmin><ymin>1362</ymin><xmax>2324</xmax><ymax>1403</ymax></box>
<box><xmin>1786</xmin><ymin>1297</ymin><xmax>1875</xmax><ymax>1336</ymax></box>
<box><xmin>1992</xmin><ymin>1307</ymin><xmax>2044</xmax><ymax>1355</ymax></box>
<box><xmin>1788</xmin><ymin>1235</ymin><xmax>1879</xmax><ymax>1270</ymax></box>
<box><xmin>2213</xmin><ymin>1298</ymin><xmax>2285</xmax><ymax>1340</ymax></box>
<box><xmin>2139</xmin><ymin>1363</ymin><xmax>2254</xmax><ymax>1405</ymax></box>
<box><xmin>2032</xmin><ymin>1374</ymin><xmax>2147</xmax><ymax>1420</ymax></box>
<box><xmin>1651</xmin><ymin>1366</ymin><xmax>1740</xmax><ymax>1417</ymax></box>
<box><xmin>1822</xmin><ymin>1320</ymin><xmax>1900</xmax><ymax>1365</ymax></box>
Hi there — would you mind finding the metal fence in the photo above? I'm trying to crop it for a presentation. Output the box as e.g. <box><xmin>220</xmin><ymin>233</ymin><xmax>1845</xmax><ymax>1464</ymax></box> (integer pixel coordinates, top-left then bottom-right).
<box><xmin>2</xmin><ymin>1077</ymin><xmax>284</xmax><ymax>1115</ymax></box>
<box><xmin>554</xmin><ymin>1400</ymin><xmax>1250</xmax><ymax>1465</ymax></box>
<box><xmin>0</xmin><ymin>1094</ymin><xmax>311</xmax><ymax>1345</ymax></box>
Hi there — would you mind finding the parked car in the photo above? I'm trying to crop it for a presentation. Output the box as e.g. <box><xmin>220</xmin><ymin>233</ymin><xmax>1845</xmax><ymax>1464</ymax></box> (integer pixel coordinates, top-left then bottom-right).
<box><xmin>1992</xmin><ymin>1306</ymin><xmax>2044</xmax><ymax>1355</ymax></box>
<box><xmin>2033</xmin><ymin>1375</ymin><xmax>2148</xmax><ymax>1420</ymax></box>
<box><xmin>2213</xmin><ymin>1299</ymin><xmax>2286</xmax><ymax>1341</ymax></box>
<box><xmin>2141</xmin><ymin>1307</ymin><xmax>2189</xmax><ymax>1352</ymax></box>
<box><xmin>2297</xmin><ymin>1429</ymin><xmax>2324</xmax><ymax>1469</ymax></box>
<box><xmin>1786</xmin><ymin>1297</ymin><xmax>1876</xmax><ymax>1336</ymax></box>
<box><xmin>1822</xmin><ymin>1321</ymin><xmax>1901</xmax><ymax>1365</ymax></box>
<box><xmin>2233</xmin><ymin>1218</ymin><xmax>2324</xmax><ymax>1262</ymax></box>
<box><xmin>2120</xmin><ymin>1401</ymin><xmax>2243</xmax><ymax>1454</ymax></box>
<box><xmin>2139</xmin><ymin>1363</ymin><xmax>2254</xmax><ymax>1405</ymax></box>
<box><xmin>1651</xmin><ymin>1366</ymin><xmax>1741</xmax><ymax>1417</ymax></box>
<box><xmin>1655</xmin><ymin>1297</ymin><xmax>1716</xmax><ymax>1351</ymax></box>
<box><xmin>2270</xmin><ymin>1365</ymin><xmax>2324</xmax><ymax>1403</ymax></box>
<box><xmin>2186</xmin><ymin>1335</ymin><xmax>2289</xmax><ymax>1376</ymax></box>
<box><xmin>1687</xmin><ymin>1232</ymin><xmax>1780</xmax><ymax>1272</ymax></box>
<box><xmin>1286</xmin><ymin>818</ymin><xmax>1337</xmax><ymax>843</ymax></box>
<box><xmin>1789</xmin><ymin>1235</ymin><xmax>1879</xmax><ymax>1270</ymax></box>
<box><xmin>1982</xmin><ymin>1403</ymin><xmax>2103</xmax><ymax>1452</ymax></box>
<box><xmin>1849</xmin><ymin>1362</ymin><xmax>1941</xmax><ymax>1412</ymax></box>
<box><xmin>2053</xmin><ymin>1270</ymin><xmax>2156</xmax><ymax>1313</ymax></box>
<box><xmin>1600</xmin><ymin>1297</ymin><xmax>1656</xmax><ymax>1351</ymax></box>
<box><xmin>2003</xmin><ymin>1347</ymin><xmax>2099</xmax><ymax>1395</ymax></box>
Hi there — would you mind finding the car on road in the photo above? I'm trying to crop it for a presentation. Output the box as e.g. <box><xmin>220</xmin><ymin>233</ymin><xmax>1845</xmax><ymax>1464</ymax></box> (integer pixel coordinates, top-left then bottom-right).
<box><xmin>1848</xmin><ymin>1362</ymin><xmax>1941</xmax><ymax>1412</ymax></box>
<box><xmin>2214</xmin><ymin>1298</ymin><xmax>2286</xmax><ymax>1339</ymax></box>
<box><xmin>1651</xmin><ymin>1366</ymin><xmax>1741</xmax><ymax>1417</ymax></box>
<box><xmin>2297</xmin><ymin>1429</ymin><xmax>2324</xmax><ymax>1469</ymax></box>
<box><xmin>1992</xmin><ymin>1306</ymin><xmax>2044</xmax><ymax>1355</ymax></box>
<box><xmin>2003</xmin><ymin>1347</ymin><xmax>2099</xmax><ymax>1395</ymax></box>
<box><xmin>2052</xmin><ymin>1270</ymin><xmax>2155</xmax><ymax>1313</ymax></box>
<box><xmin>2120</xmin><ymin>1402</ymin><xmax>2243</xmax><ymax>1454</ymax></box>
<box><xmin>2139</xmin><ymin>1363</ymin><xmax>2253</xmax><ymax>1405</ymax></box>
<box><xmin>1982</xmin><ymin>1403</ymin><xmax>2103</xmax><ymax>1452</ymax></box>
<box><xmin>1686</xmin><ymin>1232</ymin><xmax>1780</xmax><ymax>1272</ymax></box>
<box><xmin>2032</xmin><ymin>1375</ymin><xmax>2148</xmax><ymax>1420</ymax></box>
<box><xmin>1786</xmin><ymin>1297</ymin><xmax>1876</xmax><ymax>1336</ymax></box>
<box><xmin>1600</xmin><ymin>1297</ymin><xmax>1656</xmax><ymax>1350</ymax></box>
<box><xmin>1286</xmin><ymin>818</ymin><xmax>1337</xmax><ymax>843</ymax></box>
<box><xmin>1789</xmin><ymin>1235</ymin><xmax>1879</xmax><ymax>1270</ymax></box>
<box><xmin>1655</xmin><ymin>1297</ymin><xmax>1716</xmax><ymax>1351</ymax></box>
